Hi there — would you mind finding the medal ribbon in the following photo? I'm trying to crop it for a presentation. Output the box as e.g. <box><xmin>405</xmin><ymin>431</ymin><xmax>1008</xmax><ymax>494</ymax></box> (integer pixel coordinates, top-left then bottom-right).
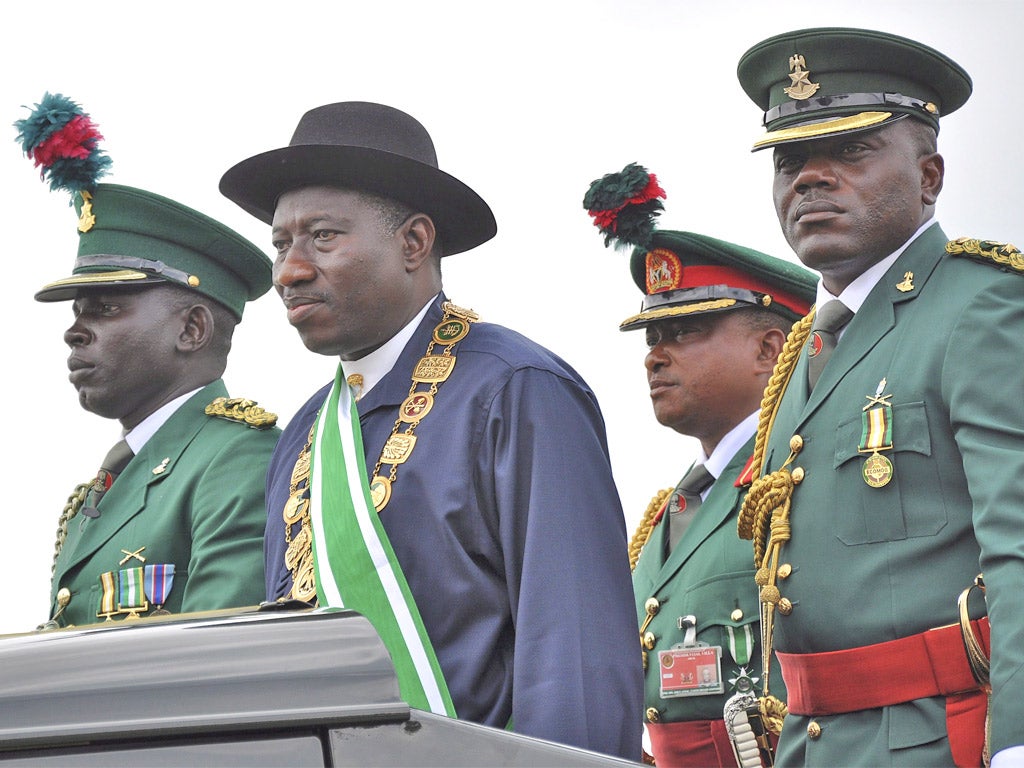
<box><xmin>98</xmin><ymin>570</ymin><xmax>117</xmax><ymax>617</ymax></box>
<box><xmin>727</xmin><ymin>624</ymin><xmax>754</xmax><ymax>666</ymax></box>
<box><xmin>308</xmin><ymin>363</ymin><xmax>455</xmax><ymax>718</ymax></box>
<box><xmin>145</xmin><ymin>564</ymin><xmax>175</xmax><ymax>606</ymax></box>
<box><xmin>859</xmin><ymin>405</ymin><xmax>893</xmax><ymax>452</ymax></box>
<box><xmin>118</xmin><ymin>566</ymin><xmax>147</xmax><ymax>609</ymax></box>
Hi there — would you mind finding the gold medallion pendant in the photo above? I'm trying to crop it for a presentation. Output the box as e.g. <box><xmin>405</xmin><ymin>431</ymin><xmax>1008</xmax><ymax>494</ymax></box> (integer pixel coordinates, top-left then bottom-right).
<box><xmin>862</xmin><ymin>452</ymin><xmax>894</xmax><ymax>488</ymax></box>
<box><xmin>370</xmin><ymin>476</ymin><xmax>392</xmax><ymax>512</ymax></box>
<box><xmin>283</xmin><ymin>492</ymin><xmax>308</xmax><ymax>525</ymax></box>
<box><xmin>433</xmin><ymin>317</ymin><xmax>470</xmax><ymax>344</ymax></box>
<box><xmin>399</xmin><ymin>392</ymin><xmax>434</xmax><ymax>423</ymax></box>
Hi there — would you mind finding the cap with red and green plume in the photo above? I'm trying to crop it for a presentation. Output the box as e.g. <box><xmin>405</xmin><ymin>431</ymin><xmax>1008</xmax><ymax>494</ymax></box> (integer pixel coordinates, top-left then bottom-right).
<box><xmin>14</xmin><ymin>93</ymin><xmax>273</xmax><ymax>319</ymax></box>
<box><xmin>582</xmin><ymin>161</ymin><xmax>665</xmax><ymax>251</ymax></box>
<box><xmin>14</xmin><ymin>92</ymin><xmax>111</xmax><ymax>199</ymax></box>
<box><xmin>583</xmin><ymin>162</ymin><xmax>816</xmax><ymax>331</ymax></box>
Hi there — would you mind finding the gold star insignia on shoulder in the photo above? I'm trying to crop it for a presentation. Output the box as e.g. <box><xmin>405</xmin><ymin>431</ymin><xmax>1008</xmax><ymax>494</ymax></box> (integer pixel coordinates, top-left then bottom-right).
<box><xmin>205</xmin><ymin>396</ymin><xmax>279</xmax><ymax>429</ymax></box>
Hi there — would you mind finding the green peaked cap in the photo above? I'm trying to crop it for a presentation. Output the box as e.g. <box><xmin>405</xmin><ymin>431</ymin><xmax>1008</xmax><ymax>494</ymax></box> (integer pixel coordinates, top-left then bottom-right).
<box><xmin>621</xmin><ymin>230</ymin><xmax>817</xmax><ymax>331</ymax></box>
<box><xmin>737</xmin><ymin>27</ymin><xmax>972</xmax><ymax>151</ymax></box>
<box><xmin>35</xmin><ymin>184</ymin><xmax>272</xmax><ymax>319</ymax></box>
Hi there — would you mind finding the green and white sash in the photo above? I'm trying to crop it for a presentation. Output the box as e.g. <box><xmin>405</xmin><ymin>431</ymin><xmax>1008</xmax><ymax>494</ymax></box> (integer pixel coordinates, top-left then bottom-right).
<box><xmin>308</xmin><ymin>363</ymin><xmax>456</xmax><ymax>717</ymax></box>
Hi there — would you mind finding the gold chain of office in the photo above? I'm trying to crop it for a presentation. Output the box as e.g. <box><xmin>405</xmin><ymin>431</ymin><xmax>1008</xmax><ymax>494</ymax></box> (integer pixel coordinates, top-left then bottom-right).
<box><xmin>283</xmin><ymin>301</ymin><xmax>479</xmax><ymax>603</ymax></box>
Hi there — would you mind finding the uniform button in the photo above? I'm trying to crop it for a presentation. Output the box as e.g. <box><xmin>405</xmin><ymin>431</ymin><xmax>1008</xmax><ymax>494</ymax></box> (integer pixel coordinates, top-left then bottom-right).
<box><xmin>646</xmin><ymin>707</ymin><xmax>661</xmax><ymax>723</ymax></box>
<box><xmin>731</xmin><ymin>608</ymin><xmax>743</xmax><ymax>622</ymax></box>
<box><xmin>643</xmin><ymin>631</ymin><xmax>656</xmax><ymax>650</ymax></box>
<box><xmin>807</xmin><ymin>721</ymin><xmax>822</xmax><ymax>739</ymax></box>
<box><xmin>790</xmin><ymin>467</ymin><xmax>805</xmax><ymax>484</ymax></box>
<box><xmin>644</xmin><ymin>597</ymin><xmax>660</xmax><ymax>616</ymax></box>
<box><xmin>777</xmin><ymin>563</ymin><xmax>793</xmax><ymax>579</ymax></box>
<box><xmin>56</xmin><ymin>588</ymin><xmax>72</xmax><ymax>607</ymax></box>
<box><xmin>790</xmin><ymin>434</ymin><xmax>804</xmax><ymax>452</ymax></box>
<box><xmin>778</xmin><ymin>598</ymin><xmax>794</xmax><ymax>616</ymax></box>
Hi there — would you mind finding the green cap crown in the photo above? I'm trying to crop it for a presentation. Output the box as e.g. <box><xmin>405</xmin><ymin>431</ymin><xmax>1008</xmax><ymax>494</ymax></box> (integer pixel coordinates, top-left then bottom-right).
<box><xmin>737</xmin><ymin>27</ymin><xmax>972</xmax><ymax>151</ymax></box>
<box><xmin>36</xmin><ymin>184</ymin><xmax>272</xmax><ymax>319</ymax></box>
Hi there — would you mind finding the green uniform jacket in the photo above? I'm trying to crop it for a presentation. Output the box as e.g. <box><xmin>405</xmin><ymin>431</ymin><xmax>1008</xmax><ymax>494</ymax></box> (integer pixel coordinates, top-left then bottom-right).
<box><xmin>761</xmin><ymin>224</ymin><xmax>1024</xmax><ymax>765</ymax></box>
<box><xmin>633</xmin><ymin>438</ymin><xmax>784</xmax><ymax>729</ymax></box>
<box><xmin>49</xmin><ymin>380</ymin><xmax>280</xmax><ymax>628</ymax></box>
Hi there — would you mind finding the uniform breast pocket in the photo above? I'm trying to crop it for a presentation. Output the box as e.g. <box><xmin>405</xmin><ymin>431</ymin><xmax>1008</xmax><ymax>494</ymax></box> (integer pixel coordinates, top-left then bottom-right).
<box><xmin>682</xmin><ymin>570</ymin><xmax>762</xmax><ymax>663</ymax></box>
<box><xmin>833</xmin><ymin>401</ymin><xmax>947</xmax><ymax>545</ymax></box>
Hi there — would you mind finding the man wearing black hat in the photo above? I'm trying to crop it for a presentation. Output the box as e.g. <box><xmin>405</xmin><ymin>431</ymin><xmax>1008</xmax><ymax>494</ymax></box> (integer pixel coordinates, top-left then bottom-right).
<box><xmin>585</xmin><ymin>164</ymin><xmax>816</xmax><ymax>767</ymax></box>
<box><xmin>219</xmin><ymin>101</ymin><xmax>641</xmax><ymax>758</ymax></box>
<box><xmin>735</xmin><ymin>28</ymin><xmax>1024</xmax><ymax>766</ymax></box>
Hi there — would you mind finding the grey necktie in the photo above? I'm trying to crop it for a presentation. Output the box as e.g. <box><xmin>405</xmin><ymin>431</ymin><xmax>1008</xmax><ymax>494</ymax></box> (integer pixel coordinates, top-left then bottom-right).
<box><xmin>668</xmin><ymin>463</ymin><xmax>715</xmax><ymax>552</ymax></box>
<box><xmin>807</xmin><ymin>300</ymin><xmax>854</xmax><ymax>389</ymax></box>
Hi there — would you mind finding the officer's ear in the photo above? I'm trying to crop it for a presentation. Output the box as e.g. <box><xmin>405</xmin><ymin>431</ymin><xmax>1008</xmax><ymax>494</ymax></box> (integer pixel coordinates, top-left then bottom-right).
<box><xmin>177</xmin><ymin>304</ymin><xmax>214</xmax><ymax>353</ymax></box>
<box><xmin>920</xmin><ymin>151</ymin><xmax>944</xmax><ymax>206</ymax></box>
<box><xmin>755</xmin><ymin>327</ymin><xmax>787</xmax><ymax>373</ymax></box>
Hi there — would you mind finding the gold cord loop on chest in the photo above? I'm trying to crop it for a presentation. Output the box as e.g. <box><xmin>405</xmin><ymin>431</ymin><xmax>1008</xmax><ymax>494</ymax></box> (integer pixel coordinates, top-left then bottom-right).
<box><xmin>51</xmin><ymin>482</ymin><xmax>92</xmax><ymax>576</ymax></box>
<box><xmin>736</xmin><ymin>310</ymin><xmax>813</xmax><ymax>733</ymax></box>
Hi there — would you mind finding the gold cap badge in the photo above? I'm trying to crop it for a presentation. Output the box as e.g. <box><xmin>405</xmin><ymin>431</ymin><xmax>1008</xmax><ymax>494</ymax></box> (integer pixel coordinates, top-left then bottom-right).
<box><xmin>784</xmin><ymin>54</ymin><xmax>820</xmax><ymax>100</ymax></box>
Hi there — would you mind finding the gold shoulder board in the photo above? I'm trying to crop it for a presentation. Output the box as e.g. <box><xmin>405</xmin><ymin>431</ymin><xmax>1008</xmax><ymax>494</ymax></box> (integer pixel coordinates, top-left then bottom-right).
<box><xmin>205</xmin><ymin>397</ymin><xmax>279</xmax><ymax>429</ymax></box>
<box><xmin>946</xmin><ymin>237</ymin><xmax>1024</xmax><ymax>274</ymax></box>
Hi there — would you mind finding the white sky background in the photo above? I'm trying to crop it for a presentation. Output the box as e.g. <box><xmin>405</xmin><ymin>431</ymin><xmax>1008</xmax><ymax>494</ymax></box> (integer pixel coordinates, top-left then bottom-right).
<box><xmin>1</xmin><ymin>0</ymin><xmax>1020</xmax><ymax>635</ymax></box>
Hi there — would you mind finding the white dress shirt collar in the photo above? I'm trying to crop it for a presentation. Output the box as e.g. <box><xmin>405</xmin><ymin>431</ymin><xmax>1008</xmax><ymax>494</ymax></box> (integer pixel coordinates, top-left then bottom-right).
<box><xmin>814</xmin><ymin>219</ymin><xmax>936</xmax><ymax>313</ymax></box>
<box><xmin>696</xmin><ymin>411</ymin><xmax>759</xmax><ymax>498</ymax></box>
<box><xmin>124</xmin><ymin>387</ymin><xmax>204</xmax><ymax>454</ymax></box>
<box><xmin>340</xmin><ymin>294</ymin><xmax>437</xmax><ymax>399</ymax></box>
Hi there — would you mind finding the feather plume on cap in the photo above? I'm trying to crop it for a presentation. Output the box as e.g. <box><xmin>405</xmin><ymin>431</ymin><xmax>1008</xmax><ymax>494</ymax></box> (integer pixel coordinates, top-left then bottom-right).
<box><xmin>582</xmin><ymin>162</ymin><xmax>666</xmax><ymax>250</ymax></box>
<box><xmin>14</xmin><ymin>92</ymin><xmax>112</xmax><ymax>200</ymax></box>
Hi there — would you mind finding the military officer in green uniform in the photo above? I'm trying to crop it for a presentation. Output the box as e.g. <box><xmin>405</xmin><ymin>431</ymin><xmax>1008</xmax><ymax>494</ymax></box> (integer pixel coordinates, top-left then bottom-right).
<box><xmin>584</xmin><ymin>164</ymin><xmax>816</xmax><ymax>767</ymax></box>
<box><xmin>735</xmin><ymin>28</ymin><xmax>1023</xmax><ymax>766</ymax></box>
<box><xmin>16</xmin><ymin>94</ymin><xmax>281</xmax><ymax>629</ymax></box>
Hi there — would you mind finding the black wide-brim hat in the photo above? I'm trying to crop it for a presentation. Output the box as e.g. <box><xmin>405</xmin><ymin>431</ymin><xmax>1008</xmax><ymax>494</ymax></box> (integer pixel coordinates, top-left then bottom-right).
<box><xmin>219</xmin><ymin>101</ymin><xmax>496</xmax><ymax>256</ymax></box>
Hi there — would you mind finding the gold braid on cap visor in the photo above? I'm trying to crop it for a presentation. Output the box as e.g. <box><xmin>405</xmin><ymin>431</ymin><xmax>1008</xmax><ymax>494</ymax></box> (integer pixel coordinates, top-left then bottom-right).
<box><xmin>753</xmin><ymin>111</ymin><xmax>893</xmax><ymax>149</ymax></box>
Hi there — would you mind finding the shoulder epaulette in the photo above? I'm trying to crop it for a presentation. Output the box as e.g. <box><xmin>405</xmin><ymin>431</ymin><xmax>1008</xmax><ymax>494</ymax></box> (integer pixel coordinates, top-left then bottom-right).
<box><xmin>946</xmin><ymin>237</ymin><xmax>1024</xmax><ymax>274</ymax></box>
<box><xmin>205</xmin><ymin>396</ymin><xmax>278</xmax><ymax>429</ymax></box>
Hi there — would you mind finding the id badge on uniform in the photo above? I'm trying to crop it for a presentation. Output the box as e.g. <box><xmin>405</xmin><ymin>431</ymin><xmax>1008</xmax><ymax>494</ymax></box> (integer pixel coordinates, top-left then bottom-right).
<box><xmin>658</xmin><ymin>645</ymin><xmax>724</xmax><ymax>699</ymax></box>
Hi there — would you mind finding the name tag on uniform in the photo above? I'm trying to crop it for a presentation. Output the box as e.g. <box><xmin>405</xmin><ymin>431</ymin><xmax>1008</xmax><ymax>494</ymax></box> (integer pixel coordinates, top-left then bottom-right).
<box><xmin>658</xmin><ymin>645</ymin><xmax>724</xmax><ymax>698</ymax></box>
